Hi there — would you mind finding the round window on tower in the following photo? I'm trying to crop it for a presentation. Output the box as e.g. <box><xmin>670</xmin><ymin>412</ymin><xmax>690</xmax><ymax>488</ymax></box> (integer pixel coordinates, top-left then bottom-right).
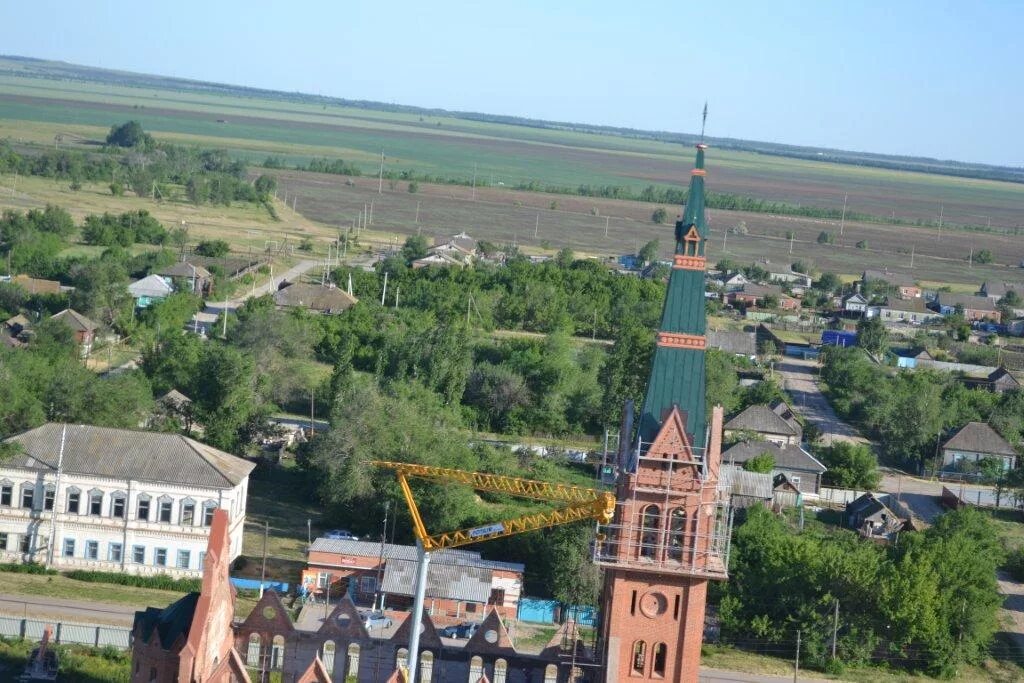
<box><xmin>639</xmin><ymin>591</ymin><xmax>668</xmax><ymax>619</ymax></box>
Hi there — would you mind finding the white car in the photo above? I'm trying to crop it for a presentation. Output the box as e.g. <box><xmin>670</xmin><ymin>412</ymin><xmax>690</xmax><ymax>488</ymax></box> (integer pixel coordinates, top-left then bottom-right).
<box><xmin>324</xmin><ymin>529</ymin><xmax>359</xmax><ymax>541</ymax></box>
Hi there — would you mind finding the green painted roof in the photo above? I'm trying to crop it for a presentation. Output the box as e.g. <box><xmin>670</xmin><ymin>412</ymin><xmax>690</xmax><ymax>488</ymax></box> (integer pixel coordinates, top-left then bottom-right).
<box><xmin>637</xmin><ymin>146</ymin><xmax>710</xmax><ymax>446</ymax></box>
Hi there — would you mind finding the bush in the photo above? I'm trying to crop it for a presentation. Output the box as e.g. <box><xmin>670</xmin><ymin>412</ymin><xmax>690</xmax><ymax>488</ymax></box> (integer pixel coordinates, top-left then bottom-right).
<box><xmin>195</xmin><ymin>239</ymin><xmax>230</xmax><ymax>257</ymax></box>
<box><xmin>651</xmin><ymin>207</ymin><xmax>668</xmax><ymax>224</ymax></box>
<box><xmin>65</xmin><ymin>570</ymin><xmax>201</xmax><ymax>592</ymax></box>
<box><xmin>856</xmin><ymin>240</ymin><xmax>867</xmax><ymax>249</ymax></box>
<box><xmin>1007</xmin><ymin>548</ymin><xmax>1024</xmax><ymax>582</ymax></box>
<box><xmin>0</xmin><ymin>562</ymin><xmax>57</xmax><ymax>575</ymax></box>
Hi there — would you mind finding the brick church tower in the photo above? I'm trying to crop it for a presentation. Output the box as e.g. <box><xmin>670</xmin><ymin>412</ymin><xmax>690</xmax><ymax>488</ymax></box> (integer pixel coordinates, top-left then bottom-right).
<box><xmin>595</xmin><ymin>144</ymin><xmax>731</xmax><ymax>683</ymax></box>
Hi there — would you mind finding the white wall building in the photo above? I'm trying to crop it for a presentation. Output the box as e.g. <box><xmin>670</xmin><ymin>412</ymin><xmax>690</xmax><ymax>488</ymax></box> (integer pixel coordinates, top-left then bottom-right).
<box><xmin>0</xmin><ymin>423</ymin><xmax>255</xmax><ymax>578</ymax></box>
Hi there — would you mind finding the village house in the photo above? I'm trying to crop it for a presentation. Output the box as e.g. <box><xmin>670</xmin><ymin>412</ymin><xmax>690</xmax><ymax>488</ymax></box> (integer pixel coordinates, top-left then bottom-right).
<box><xmin>769</xmin><ymin>269</ymin><xmax>813</xmax><ymax>288</ymax></box>
<box><xmin>0</xmin><ymin>423</ymin><xmax>254</xmax><ymax>577</ymax></box>
<box><xmin>934</xmin><ymin>292</ymin><xmax>1001</xmax><ymax>322</ymax></box>
<box><xmin>706</xmin><ymin>330</ymin><xmax>757</xmax><ymax>359</ymax></box>
<box><xmin>724</xmin><ymin>401</ymin><xmax>802</xmax><ymax>445</ymax></box>
<box><xmin>301</xmin><ymin>539</ymin><xmax>524</xmax><ymax>620</ymax></box>
<box><xmin>845</xmin><ymin>493</ymin><xmax>909</xmax><ymax>543</ymax></box>
<box><xmin>870</xmin><ymin>297</ymin><xmax>943</xmax><ymax>325</ymax></box>
<box><xmin>128</xmin><ymin>274</ymin><xmax>174</xmax><ymax>309</ymax></box>
<box><xmin>411</xmin><ymin>252</ymin><xmax>467</xmax><ymax>269</ymax></box>
<box><xmin>862</xmin><ymin>269</ymin><xmax>921</xmax><ymax>299</ymax></box>
<box><xmin>9</xmin><ymin>274</ymin><xmax>71</xmax><ymax>296</ymax></box>
<box><xmin>50</xmin><ymin>308</ymin><xmax>99</xmax><ymax>356</ymax></box>
<box><xmin>941</xmin><ymin>422</ymin><xmax>1018</xmax><ymax>472</ymax></box>
<box><xmin>273</xmin><ymin>282</ymin><xmax>358</xmax><ymax>314</ymax></box>
<box><xmin>720</xmin><ymin>272</ymin><xmax>750</xmax><ymax>292</ymax></box>
<box><xmin>842</xmin><ymin>292</ymin><xmax>869</xmax><ymax>314</ymax></box>
<box><xmin>979</xmin><ymin>280</ymin><xmax>1023</xmax><ymax>302</ymax></box>
<box><xmin>157</xmin><ymin>261</ymin><xmax>213</xmax><ymax>296</ymax></box>
<box><xmin>727</xmin><ymin>283</ymin><xmax>799</xmax><ymax>310</ymax></box>
<box><xmin>720</xmin><ymin>440</ymin><xmax>827</xmax><ymax>494</ymax></box>
<box><xmin>962</xmin><ymin>367</ymin><xmax>1021</xmax><ymax>394</ymax></box>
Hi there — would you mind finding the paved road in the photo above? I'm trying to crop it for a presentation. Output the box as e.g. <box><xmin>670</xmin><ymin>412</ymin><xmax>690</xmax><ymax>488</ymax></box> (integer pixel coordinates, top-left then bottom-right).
<box><xmin>0</xmin><ymin>594</ymin><xmax>140</xmax><ymax>626</ymax></box>
<box><xmin>204</xmin><ymin>259</ymin><xmax>321</xmax><ymax>316</ymax></box>
<box><xmin>774</xmin><ymin>358</ymin><xmax>867</xmax><ymax>446</ymax></box>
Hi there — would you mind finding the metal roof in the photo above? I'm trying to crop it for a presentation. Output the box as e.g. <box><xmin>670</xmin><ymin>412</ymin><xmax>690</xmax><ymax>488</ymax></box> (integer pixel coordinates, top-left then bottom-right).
<box><xmin>942</xmin><ymin>422</ymin><xmax>1016</xmax><ymax>457</ymax></box>
<box><xmin>381</xmin><ymin>559</ymin><xmax>492</xmax><ymax>603</ymax></box>
<box><xmin>273</xmin><ymin>282</ymin><xmax>357</xmax><ymax>313</ymax></box>
<box><xmin>4</xmin><ymin>423</ymin><xmax>255</xmax><ymax>488</ymax></box>
<box><xmin>707</xmin><ymin>330</ymin><xmax>756</xmax><ymax>356</ymax></box>
<box><xmin>50</xmin><ymin>308</ymin><xmax>98</xmax><ymax>332</ymax></box>
<box><xmin>721</xmin><ymin>440</ymin><xmax>827</xmax><ymax>474</ymax></box>
<box><xmin>717</xmin><ymin>465</ymin><xmax>773</xmax><ymax>500</ymax></box>
<box><xmin>128</xmin><ymin>274</ymin><xmax>174</xmax><ymax>298</ymax></box>
<box><xmin>308</xmin><ymin>538</ymin><xmax>525</xmax><ymax>573</ymax></box>
<box><xmin>724</xmin><ymin>404</ymin><xmax>801</xmax><ymax>436</ymax></box>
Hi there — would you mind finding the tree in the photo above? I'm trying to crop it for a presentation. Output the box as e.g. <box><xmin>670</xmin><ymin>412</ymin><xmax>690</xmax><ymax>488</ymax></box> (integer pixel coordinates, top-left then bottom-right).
<box><xmin>106</xmin><ymin>121</ymin><xmax>152</xmax><ymax>148</ymax></box>
<box><xmin>856</xmin><ymin>316</ymin><xmax>889</xmax><ymax>357</ymax></box>
<box><xmin>555</xmin><ymin>248</ymin><xmax>574</xmax><ymax>268</ymax></box>
<box><xmin>814</xmin><ymin>272</ymin><xmax>842</xmax><ymax>295</ymax></box>
<box><xmin>743</xmin><ymin>452</ymin><xmax>775</xmax><ymax>473</ymax></box>
<box><xmin>638</xmin><ymin>239</ymin><xmax>659</xmax><ymax>264</ymax></box>
<box><xmin>818</xmin><ymin>442</ymin><xmax>880</xmax><ymax>489</ymax></box>
<box><xmin>975</xmin><ymin>249</ymin><xmax>994</xmax><ymax>264</ymax></box>
<box><xmin>401</xmin><ymin>235</ymin><xmax>429</xmax><ymax>263</ymax></box>
<box><xmin>407</xmin><ymin>181</ymin><xmax>419</xmax><ymax>193</ymax></box>
<box><xmin>194</xmin><ymin>240</ymin><xmax>230</xmax><ymax>257</ymax></box>
<box><xmin>651</xmin><ymin>207</ymin><xmax>668</xmax><ymax>224</ymax></box>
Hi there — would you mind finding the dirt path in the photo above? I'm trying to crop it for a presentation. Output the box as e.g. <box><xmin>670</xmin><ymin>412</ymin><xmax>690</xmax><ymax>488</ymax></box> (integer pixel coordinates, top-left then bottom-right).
<box><xmin>774</xmin><ymin>357</ymin><xmax>867</xmax><ymax>446</ymax></box>
<box><xmin>203</xmin><ymin>258</ymin><xmax>321</xmax><ymax>316</ymax></box>
<box><xmin>996</xmin><ymin>571</ymin><xmax>1024</xmax><ymax>657</ymax></box>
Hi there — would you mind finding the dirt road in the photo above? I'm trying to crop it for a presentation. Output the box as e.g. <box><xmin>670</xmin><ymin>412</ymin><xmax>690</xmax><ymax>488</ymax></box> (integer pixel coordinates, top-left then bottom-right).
<box><xmin>774</xmin><ymin>357</ymin><xmax>867</xmax><ymax>445</ymax></box>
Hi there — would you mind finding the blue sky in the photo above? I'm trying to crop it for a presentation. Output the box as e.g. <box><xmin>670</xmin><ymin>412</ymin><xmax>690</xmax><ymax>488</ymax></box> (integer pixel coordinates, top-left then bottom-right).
<box><xmin>1</xmin><ymin>0</ymin><xmax>1020</xmax><ymax>166</ymax></box>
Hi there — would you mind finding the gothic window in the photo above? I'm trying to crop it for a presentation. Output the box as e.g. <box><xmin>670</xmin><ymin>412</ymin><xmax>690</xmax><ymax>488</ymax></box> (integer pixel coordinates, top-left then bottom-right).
<box><xmin>420</xmin><ymin>650</ymin><xmax>434</xmax><ymax>682</ymax></box>
<box><xmin>544</xmin><ymin>663</ymin><xmax>558</xmax><ymax>683</ymax></box>
<box><xmin>322</xmin><ymin>641</ymin><xmax>335</xmax><ymax>673</ymax></box>
<box><xmin>347</xmin><ymin>643</ymin><xmax>360</xmax><ymax>677</ymax></box>
<box><xmin>396</xmin><ymin>647</ymin><xmax>408</xmax><ymax>671</ymax></box>
<box><xmin>632</xmin><ymin>640</ymin><xmax>647</xmax><ymax>675</ymax></box>
<box><xmin>468</xmin><ymin>656</ymin><xmax>483</xmax><ymax>682</ymax></box>
<box><xmin>493</xmin><ymin>658</ymin><xmax>507</xmax><ymax>683</ymax></box>
<box><xmin>640</xmin><ymin>505</ymin><xmax>660</xmax><ymax>560</ymax></box>
<box><xmin>668</xmin><ymin>508</ymin><xmax>687</xmax><ymax>561</ymax></box>
<box><xmin>652</xmin><ymin>642</ymin><xmax>667</xmax><ymax>677</ymax></box>
<box><xmin>245</xmin><ymin>634</ymin><xmax>260</xmax><ymax>667</ymax></box>
<box><xmin>270</xmin><ymin>635</ymin><xmax>285</xmax><ymax>669</ymax></box>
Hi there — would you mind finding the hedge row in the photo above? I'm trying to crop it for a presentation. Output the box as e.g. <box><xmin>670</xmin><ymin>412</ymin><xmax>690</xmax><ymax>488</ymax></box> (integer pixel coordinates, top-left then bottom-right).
<box><xmin>65</xmin><ymin>570</ymin><xmax>201</xmax><ymax>592</ymax></box>
<box><xmin>0</xmin><ymin>562</ymin><xmax>57</xmax><ymax>575</ymax></box>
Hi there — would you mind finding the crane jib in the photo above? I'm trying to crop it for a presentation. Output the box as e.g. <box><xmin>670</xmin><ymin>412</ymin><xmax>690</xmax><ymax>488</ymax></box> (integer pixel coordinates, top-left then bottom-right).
<box><xmin>468</xmin><ymin>523</ymin><xmax>506</xmax><ymax>538</ymax></box>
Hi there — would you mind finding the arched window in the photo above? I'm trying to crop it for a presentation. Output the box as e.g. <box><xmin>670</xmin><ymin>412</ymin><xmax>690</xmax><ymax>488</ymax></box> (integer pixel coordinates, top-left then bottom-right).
<box><xmin>652</xmin><ymin>642</ymin><xmax>667</xmax><ymax>677</ymax></box>
<box><xmin>270</xmin><ymin>635</ymin><xmax>285</xmax><ymax>669</ymax></box>
<box><xmin>668</xmin><ymin>508</ymin><xmax>687</xmax><ymax>561</ymax></box>
<box><xmin>347</xmin><ymin>643</ymin><xmax>360</xmax><ymax>677</ymax></box>
<box><xmin>180</xmin><ymin>498</ymin><xmax>196</xmax><ymax>525</ymax></box>
<box><xmin>202</xmin><ymin>501</ymin><xmax>218</xmax><ymax>526</ymax></box>
<box><xmin>468</xmin><ymin>655</ymin><xmax>483</xmax><ymax>682</ymax></box>
<box><xmin>494</xmin><ymin>658</ymin><xmax>507</xmax><ymax>683</ymax></box>
<box><xmin>88</xmin><ymin>489</ymin><xmax>103</xmax><ymax>516</ymax></box>
<box><xmin>396</xmin><ymin>647</ymin><xmax>409</xmax><ymax>671</ymax></box>
<box><xmin>110</xmin><ymin>492</ymin><xmax>126</xmax><ymax>519</ymax></box>
<box><xmin>420</xmin><ymin>650</ymin><xmax>434</xmax><ymax>682</ymax></box>
<box><xmin>65</xmin><ymin>486</ymin><xmax>80</xmax><ymax>514</ymax></box>
<box><xmin>245</xmin><ymin>634</ymin><xmax>260</xmax><ymax>667</ymax></box>
<box><xmin>136</xmin><ymin>494</ymin><xmax>151</xmax><ymax>521</ymax></box>
<box><xmin>544</xmin><ymin>663</ymin><xmax>558</xmax><ymax>683</ymax></box>
<box><xmin>322</xmin><ymin>640</ymin><xmax>335</xmax><ymax>673</ymax></box>
<box><xmin>640</xmin><ymin>505</ymin><xmax>660</xmax><ymax>559</ymax></box>
<box><xmin>43</xmin><ymin>485</ymin><xmax>55</xmax><ymax>511</ymax></box>
<box><xmin>632</xmin><ymin>640</ymin><xmax>647</xmax><ymax>675</ymax></box>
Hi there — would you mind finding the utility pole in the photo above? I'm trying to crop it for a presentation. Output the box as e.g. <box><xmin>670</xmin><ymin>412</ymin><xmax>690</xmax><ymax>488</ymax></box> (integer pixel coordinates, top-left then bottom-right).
<box><xmin>471</xmin><ymin>163</ymin><xmax>477</xmax><ymax>201</ymax></box>
<box><xmin>310</xmin><ymin>388</ymin><xmax>316</xmax><ymax>437</ymax></box>
<box><xmin>937</xmin><ymin>204</ymin><xmax>944</xmax><ymax>240</ymax></box>
<box><xmin>375</xmin><ymin>502</ymin><xmax>390</xmax><ymax>610</ymax></box>
<box><xmin>307</xmin><ymin>519</ymin><xmax>311</xmax><ymax>547</ymax></box>
<box><xmin>604</xmin><ymin>215</ymin><xmax>610</xmax><ymax>238</ymax></box>
<box><xmin>378</xmin><ymin>149</ymin><xmax>384</xmax><ymax>194</ymax></box>
<box><xmin>910</xmin><ymin>245</ymin><xmax>915</xmax><ymax>269</ymax></box>
<box><xmin>534</xmin><ymin>213</ymin><xmax>539</xmax><ymax>239</ymax></box>
<box><xmin>222</xmin><ymin>307</ymin><xmax>228</xmax><ymax>339</ymax></box>
<box><xmin>789</xmin><ymin>233</ymin><xmax>794</xmax><ymax>254</ymax></box>
<box><xmin>722</xmin><ymin>229</ymin><xmax>728</xmax><ymax>253</ymax></box>
<box><xmin>370</xmin><ymin>201</ymin><xmax>374</xmax><ymax>226</ymax></box>
<box><xmin>839</xmin><ymin>193</ymin><xmax>848</xmax><ymax>237</ymax></box>
<box><xmin>381</xmin><ymin>271</ymin><xmax>389</xmax><ymax>305</ymax></box>
<box><xmin>794</xmin><ymin>630</ymin><xmax>801</xmax><ymax>682</ymax></box>
<box><xmin>831</xmin><ymin>599</ymin><xmax>840</xmax><ymax>660</ymax></box>
<box><xmin>415</xmin><ymin>201</ymin><xmax>420</xmax><ymax>224</ymax></box>
<box><xmin>260</xmin><ymin>521</ymin><xmax>269</xmax><ymax>597</ymax></box>
<box><xmin>394</xmin><ymin>285</ymin><xmax>400</xmax><ymax>310</ymax></box>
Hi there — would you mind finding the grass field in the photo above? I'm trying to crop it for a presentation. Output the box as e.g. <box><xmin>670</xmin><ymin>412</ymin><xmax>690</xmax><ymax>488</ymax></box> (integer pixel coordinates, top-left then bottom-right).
<box><xmin>1</xmin><ymin>71</ymin><xmax>1022</xmax><ymax>233</ymax></box>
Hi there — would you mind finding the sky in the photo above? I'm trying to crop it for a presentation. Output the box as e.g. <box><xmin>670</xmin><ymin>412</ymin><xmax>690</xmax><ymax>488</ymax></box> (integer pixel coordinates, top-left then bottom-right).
<box><xmin>0</xmin><ymin>0</ymin><xmax>1021</xmax><ymax>166</ymax></box>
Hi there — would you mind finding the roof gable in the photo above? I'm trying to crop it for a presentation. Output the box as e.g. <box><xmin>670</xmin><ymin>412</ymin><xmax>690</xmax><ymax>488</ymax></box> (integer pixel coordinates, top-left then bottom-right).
<box><xmin>318</xmin><ymin>596</ymin><xmax>369</xmax><ymax>640</ymax></box>
<box><xmin>390</xmin><ymin>610</ymin><xmax>442</xmax><ymax>649</ymax></box>
<box><xmin>51</xmin><ymin>308</ymin><xmax>97</xmax><ymax>332</ymax></box>
<box><xmin>463</xmin><ymin>608</ymin><xmax>518</xmax><ymax>656</ymax></box>
<box><xmin>721</xmin><ymin>440</ymin><xmax>827</xmax><ymax>474</ymax></box>
<box><xmin>724</xmin><ymin>404</ymin><xmax>800</xmax><ymax>436</ymax></box>
<box><xmin>238</xmin><ymin>590</ymin><xmax>294</xmax><ymax>634</ymax></box>
<box><xmin>943</xmin><ymin>422</ymin><xmax>1016</xmax><ymax>456</ymax></box>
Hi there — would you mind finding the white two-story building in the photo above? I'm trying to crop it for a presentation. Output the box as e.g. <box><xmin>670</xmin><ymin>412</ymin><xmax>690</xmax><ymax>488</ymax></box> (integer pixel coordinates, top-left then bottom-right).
<box><xmin>0</xmin><ymin>423</ymin><xmax>255</xmax><ymax>577</ymax></box>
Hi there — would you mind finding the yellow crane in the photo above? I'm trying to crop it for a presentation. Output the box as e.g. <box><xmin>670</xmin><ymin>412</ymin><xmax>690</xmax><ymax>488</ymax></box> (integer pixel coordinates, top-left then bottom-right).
<box><xmin>372</xmin><ymin>460</ymin><xmax>615</xmax><ymax>683</ymax></box>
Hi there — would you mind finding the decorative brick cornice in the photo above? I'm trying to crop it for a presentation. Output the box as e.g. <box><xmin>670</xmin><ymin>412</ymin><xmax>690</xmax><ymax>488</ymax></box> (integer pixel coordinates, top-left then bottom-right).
<box><xmin>673</xmin><ymin>254</ymin><xmax>706</xmax><ymax>270</ymax></box>
<box><xmin>656</xmin><ymin>332</ymin><xmax>706</xmax><ymax>349</ymax></box>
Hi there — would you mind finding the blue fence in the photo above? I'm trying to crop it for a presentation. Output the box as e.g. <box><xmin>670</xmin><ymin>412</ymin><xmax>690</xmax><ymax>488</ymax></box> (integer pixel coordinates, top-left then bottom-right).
<box><xmin>517</xmin><ymin>597</ymin><xmax>597</xmax><ymax>627</ymax></box>
<box><xmin>230</xmin><ymin>577</ymin><xmax>289</xmax><ymax>593</ymax></box>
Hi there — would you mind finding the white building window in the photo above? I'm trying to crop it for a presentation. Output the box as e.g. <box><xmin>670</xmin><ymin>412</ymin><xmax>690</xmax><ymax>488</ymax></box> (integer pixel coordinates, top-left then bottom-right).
<box><xmin>181</xmin><ymin>499</ymin><xmax>195</xmax><ymax>526</ymax></box>
<box><xmin>85</xmin><ymin>541</ymin><xmax>98</xmax><ymax>560</ymax></box>
<box><xmin>19</xmin><ymin>534</ymin><xmax>31</xmax><ymax>553</ymax></box>
<box><xmin>21</xmin><ymin>485</ymin><xmax>34</xmax><ymax>509</ymax></box>
<box><xmin>66</xmin><ymin>488</ymin><xmax>80</xmax><ymax>514</ymax></box>
<box><xmin>203</xmin><ymin>502</ymin><xmax>217</xmax><ymax>526</ymax></box>
<box><xmin>62</xmin><ymin>539</ymin><xmax>75</xmax><ymax>557</ymax></box>
<box><xmin>158</xmin><ymin>498</ymin><xmax>173</xmax><ymax>523</ymax></box>
<box><xmin>0</xmin><ymin>481</ymin><xmax>12</xmax><ymax>506</ymax></box>
<box><xmin>109</xmin><ymin>543</ymin><xmax>123</xmax><ymax>563</ymax></box>
<box><xmin>88</xmin><ymin>490</ymin><xmax>103</xmax><ymax>516</ymax></box>
<box><xmin>177</xmin><ymin>550</ymin><xmax>191</xmax><ymax>569</ymax></box>
<box><xmin>132</xmin><ymin>545</ymin><xmax>145</xmax><ymax>564</ymax></box>
<box><xmin>43</xmin><ymin>486</ymin><xmax>55</xmax><ymax>511</ymax></box>
<box><xmin>111</xmin><ymin>494</ymin><xmax>126</xmax><ymax>519</ymax></box>
<box><xmin>137</xmin><ymin>495</ymin><xmax>151</xmax><ymax>521</ymax></box>
<box><xmin>155</xmin><ymin>548</ymin><xmax>167</xmax><ymax>566</ymax></box>
<box><xmin>0</xmin><ymin>533</ymin><xmax>8</xmax><ymax>550</ymax></box>
<box><xmin>270</xmin><ymin>635</ymin><xmax>285</xmax><ymax>669</ymax></box>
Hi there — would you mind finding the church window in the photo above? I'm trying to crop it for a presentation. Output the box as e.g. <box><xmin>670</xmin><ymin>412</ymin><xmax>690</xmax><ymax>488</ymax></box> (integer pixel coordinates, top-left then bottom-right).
<box><xmin>420</xmin><ymin>650</ymin><xmax>434</xmax><ymax>682</ymax></box>
<box><xmin>322</xmin><ymin>641</ymin><xmax>335</xmax><ymax>672</ymax></box>
<box><xmin>668</xmin><ymin>508</ymin><xmax>687</xmax><ymax>561</ymax></box>
<box><xmin>632</xmin><ymin>641</ymin><xmax>647</xmax><ymax>675</ymax></box>
<box><xmin>493</xmin><ymin>658</ymin><xmax>507</xmax><ymax>683</ymax></box>
<box><xmin>270</xmin><ymin>635</ymin><xmax>285</xmax><ymax>669</ymax></box>
<box><xmin>640</xmin><ymin>505</ymin><xmax>660</xmax><ymax>559</ymax></box>
<box><xmin>396</xmin><ymin>647</ymin><xmax>409</xmax><ymax>671</ymax></box>
<box><xmin>245</xmin><ymin>634</ymin><xmax>260</xmax><ymax>667</ymax></box>
<box><xmin>347</xmin><ymin>643</ymin><xmax>360</xmax><ymax>677</ymax></box>
<box><xmin>544</xmin><ymin>664</ymin><xmax>558</xmax><ymax>683</ymax></box>
<box><xmin>469</xmin><ymin>655</ymin><xmax>483</xmax><ymax>682</ymax></box>
<box><xmin>652</xmin><ymin>642</ymin><xmax>667</xmax><ymax>677</ymax></box>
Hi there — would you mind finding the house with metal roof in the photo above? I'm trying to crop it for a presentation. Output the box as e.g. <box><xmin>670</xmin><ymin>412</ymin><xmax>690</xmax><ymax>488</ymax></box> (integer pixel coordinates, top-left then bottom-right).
<box><xmin>273</xmin><ymin>282</ymin><xmax>358</xmax><ymax>314</ymax></box>
<box><xmin>720</xmin><ymin>440</ymin><xmax>827</xmax><ymax>494</ymax></box>
<box><xmin>724</xmin><ymin>401</ymin><xmax>802</xmax><ymax>445</ymax></box>
<box><xmin>302</xmin><ymin>539</ymin><xmax>524</xmax><ymax>620</ymax></box>
<box><xmin>0</xmin><ymin>423</ymin><xmax>255</xmax><ymax>577</ymax></box>
<box><xmin>49</xmin><ymin>308</ymin><xmax>99</xmax><ymax>356</ymax></box>
<box><xmin>941</xmin><ymin>422</ymin><xmax>1018</xmax><ymax>471</ymax></box>
<box><xmin>862</xmin><ymin>269</ymin><xmax>921</xmax><ymax>300</ymax></box>
<box><xmin>128</xmin><ymin>274</ymin><xmax>174</xmax><ymax>308</ymax></box>
<box><xmin>934</xmin><ymin>292</ymin><xmax>1002</xmax><ymax>323</ymax></box>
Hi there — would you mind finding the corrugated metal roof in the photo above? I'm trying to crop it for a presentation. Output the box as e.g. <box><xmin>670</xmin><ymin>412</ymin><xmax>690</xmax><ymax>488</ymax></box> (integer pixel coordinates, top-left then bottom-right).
<box><xmin>943</xmin><ymin>422</ymin><xmax>1016</xmax><ymax>456</ymax></box>
<box><xmin>717</xmin><ymin>465</ymin><xmax>773</xmax><ymax>500</ymax></box>
<box><xmin>721</xmin><ymin>440</ymin><xmax>827</xmax><ymax>474</ymax></box>
<box><xmin>724</xmin><ymin>405</ymin><xmax>800</xmax><ymax>436</ymax></box>
<box><xmin>381</xmin><ymin>558</ymin><xmax>492</xmax><ymax>603</ymax></box>
<box><xmin>4</xmin><ymin>423</ymin><xmax>255</xmax><ymax>488</ymax></box>
<box><xmin>128</xmin><ymin>275</ymin><xmax>174</xmax><ymax>298</ymax></box>
<box><xmin>308</xmin><ymin>538</ymin><xmax>525</xmax><ymax>573</ymax></box>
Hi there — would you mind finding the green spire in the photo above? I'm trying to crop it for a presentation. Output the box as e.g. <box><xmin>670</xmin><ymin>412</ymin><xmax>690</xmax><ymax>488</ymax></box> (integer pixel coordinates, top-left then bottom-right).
<box><xmin>636</xmin><ymin>145</ymin><xmax>710</xmax><ymax>447</ymax></box>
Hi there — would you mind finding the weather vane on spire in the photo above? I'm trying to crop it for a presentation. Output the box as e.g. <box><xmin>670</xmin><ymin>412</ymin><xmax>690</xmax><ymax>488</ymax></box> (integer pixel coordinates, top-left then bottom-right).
<box><xmin>700</xmin><ymin>101</ymin><xmax>708</xmax><ymax>142</ymax></box>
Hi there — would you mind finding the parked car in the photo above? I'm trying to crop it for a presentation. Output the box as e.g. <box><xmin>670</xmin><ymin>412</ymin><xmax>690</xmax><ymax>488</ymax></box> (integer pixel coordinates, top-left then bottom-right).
<box><xmin>361</xmin><ymin>611</ymin><xmax>393</xmax><ymax>630</ymax></box>
<box><xmin>324</xmin><ymin>529</ymin><xmax>359</xmax><ymax>541</ymax></box>
<box><xmin>439</xmin><ymin>622</ymin><xmax>480</xmax><ymax>639</ymax></box>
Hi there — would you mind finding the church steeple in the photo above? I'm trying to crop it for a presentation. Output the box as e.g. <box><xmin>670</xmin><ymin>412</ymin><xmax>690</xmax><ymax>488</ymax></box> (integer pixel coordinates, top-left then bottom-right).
<box><xmin>636</xmin><ymin>143</ymin><xmax>711</xmax><ymax>447</ymax></box>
